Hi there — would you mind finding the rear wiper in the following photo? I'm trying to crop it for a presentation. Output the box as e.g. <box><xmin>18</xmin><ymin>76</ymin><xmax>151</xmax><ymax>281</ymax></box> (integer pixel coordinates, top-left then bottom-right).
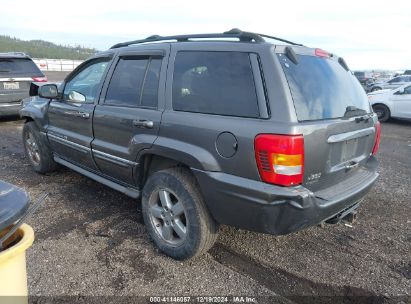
<box><xmin>343</xmin><ymin>106</ymin><xmax>367</xmax><ymax>119</ymax></box>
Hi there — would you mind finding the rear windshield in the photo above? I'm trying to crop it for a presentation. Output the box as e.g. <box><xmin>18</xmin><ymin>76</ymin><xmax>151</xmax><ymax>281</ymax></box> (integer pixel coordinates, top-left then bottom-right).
<box><xmin>0</xmin><ymin>58</ymin><xmax>42</xmax><ymax>75</ymax></box>
<box><xmin>277</xmin><ymin>54</ymin><xmax>370</xmax><ymax>121</ymax></box>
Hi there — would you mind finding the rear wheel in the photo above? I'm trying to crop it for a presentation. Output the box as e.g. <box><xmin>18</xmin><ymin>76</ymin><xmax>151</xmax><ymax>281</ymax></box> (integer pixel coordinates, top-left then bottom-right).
<box><xmin>372</xmin><ymin>104</ymin><xmax>390</xmax><ymax>122</ymax></box>
<box><xmin>142</xmin><ymin>168</ymin><xmax>218</xmax><ymax>260</ymax></box>
<box><xmin>23</xmin><ymin>122</ymin><xmax>57</xmax><ymax>174</ymax></box>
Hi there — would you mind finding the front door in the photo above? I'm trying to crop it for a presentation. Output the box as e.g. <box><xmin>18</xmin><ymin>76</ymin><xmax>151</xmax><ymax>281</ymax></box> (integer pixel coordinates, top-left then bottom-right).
<box><xmin>393</xmin><ymin>85</ymin><xmax>411</xmax><ymax>119</ymax></box>
<box><xmin>47</xmin><ymin>57</ymin><xmax>112</xmax><ymax>170</ymax></box>
<box><xmin>92</xmin><ymin>47</ymin><xmax>167</xmax><ymax>185</ymax></box>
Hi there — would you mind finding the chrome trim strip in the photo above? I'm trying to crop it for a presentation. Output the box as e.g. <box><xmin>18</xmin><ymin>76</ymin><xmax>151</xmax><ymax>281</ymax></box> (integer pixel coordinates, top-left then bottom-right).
<box><xmin>0</xmin><ymin>103</ymin><xmax>21</xmax><ymax>108</ymax></box>
<box><xmin>327</xmin><ymin>127</ymin><xmax>375</xmax><ymax>143</ymax></box>
<box><xmin>93</xmin><ymin>149</ymin><xmax>137</xmax><ymax>167</ymax></box>
<box><xmin>48</xmin><ymin>133</ymin><xmax>90</xmax><ymax>154</ymax></box>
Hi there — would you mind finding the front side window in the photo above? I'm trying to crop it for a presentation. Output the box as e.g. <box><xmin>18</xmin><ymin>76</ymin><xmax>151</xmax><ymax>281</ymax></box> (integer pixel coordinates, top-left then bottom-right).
<box><xmin>404</xmin><ymin>86</ymin><xmax>411</xmax><ymax>94</ymax></box>
<box><xmin>105</xmin><ymin>57</ymin><xmax>161</xmax><ymax>108</ymax></box>
<box><xmin>64</xmin><ymin>59</ymin><xmax>110</xmax><ymax>103</ymax></box>
<box><xmin>172</xmin><ymin>51</ymin><xmax>260</xmax><ymax>118</ymax></box>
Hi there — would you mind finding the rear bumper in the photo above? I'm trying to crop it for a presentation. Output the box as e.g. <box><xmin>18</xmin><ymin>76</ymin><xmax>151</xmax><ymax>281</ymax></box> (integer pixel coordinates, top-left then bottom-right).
<box><xmin>0</xmin><ymin>101</ymin><xmax>22</xmax><ymax>116</ymax></box>
<box><xmin>193</xmin><ymin>157</ymin><xmax>378</xmax><ymax>235</ymax></box>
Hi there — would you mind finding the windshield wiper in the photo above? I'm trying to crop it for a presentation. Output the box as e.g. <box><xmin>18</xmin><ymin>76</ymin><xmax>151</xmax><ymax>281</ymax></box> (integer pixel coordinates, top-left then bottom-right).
<box><xmin>343</xmin><ymin>106</ymin><xmax>367</xmax><ymax>119</ymax></box>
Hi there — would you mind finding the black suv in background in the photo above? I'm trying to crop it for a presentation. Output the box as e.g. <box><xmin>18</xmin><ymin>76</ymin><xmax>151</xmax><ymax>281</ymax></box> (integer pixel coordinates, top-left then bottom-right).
<box><xmin>354</xmin><ymin>71</ymin><xmax>373</xmax><ymax>85</ymax></box>
<box><xmin>0</xmin><ymin>52</ymin><xmax>47</xmax><ymax>116</ymax></box>
<box><xmin>20</xmin><ymin>29</ymin><xmax>380</xmax><ymax>260</ymax></box>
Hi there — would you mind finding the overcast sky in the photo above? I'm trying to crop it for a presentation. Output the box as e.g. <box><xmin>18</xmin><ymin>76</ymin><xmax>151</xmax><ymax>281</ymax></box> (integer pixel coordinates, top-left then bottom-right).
<box><xmin>1</xmin><ymin>0</ymin><xmax>410</xmax><ymax>70</ymax></box>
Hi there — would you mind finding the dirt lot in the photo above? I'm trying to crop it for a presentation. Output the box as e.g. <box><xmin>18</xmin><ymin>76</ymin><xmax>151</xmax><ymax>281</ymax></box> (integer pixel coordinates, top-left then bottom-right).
<box><xmin>0</xmin><ymin>114</ymin><xmax>410</xmax><ymax>303</ymax></box>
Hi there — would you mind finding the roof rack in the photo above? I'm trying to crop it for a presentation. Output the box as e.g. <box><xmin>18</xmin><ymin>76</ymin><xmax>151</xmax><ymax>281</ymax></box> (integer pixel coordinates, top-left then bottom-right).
<box><xmin>110</xmin><ymin>28</ymin><xmax>302</xmax><ymax>49</ymax></box>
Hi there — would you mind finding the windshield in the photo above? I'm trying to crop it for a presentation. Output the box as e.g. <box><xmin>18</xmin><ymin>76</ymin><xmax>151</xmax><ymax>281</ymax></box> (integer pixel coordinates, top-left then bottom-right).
<box><xmin>277</xmin><ymin>53</ymin><xmax>370</xmax><ymax>121</ymax></box>
<box><xmin>0</xmin><ymin>58</ymin><xmax>42</xmax><ymax>75</ymax></box>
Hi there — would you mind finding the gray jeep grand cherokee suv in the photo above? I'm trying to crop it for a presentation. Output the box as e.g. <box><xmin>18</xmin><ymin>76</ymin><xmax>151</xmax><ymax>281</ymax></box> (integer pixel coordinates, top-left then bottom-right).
<box><xmin>20</xmin><ymin>29</ymin><xmax>380</xmax><ymax>260</ymax></box>
<box><xmin>0</xmin><ymin>52</ymin><xmax>47</xmax><ymax>116</ymax></box>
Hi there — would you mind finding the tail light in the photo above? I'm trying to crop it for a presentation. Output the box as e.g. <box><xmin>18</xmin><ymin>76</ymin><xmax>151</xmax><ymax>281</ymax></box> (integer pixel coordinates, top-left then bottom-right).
<box><xmin>32</xmin><ymin>76</ymin><xmax>48</xmax><ymax>82</ymax></box>
<box><xmin>315</xmin><ymin>48</ymin><xmax>330</xmax><ymax>58</ymax></box>
<box><xmin>372</xmin><ymin>121</ymin><xmax>381</xmax><ymax>155</ymax></box>
<box><xmin>255</xmin><ymin>134</ymin><xmax>304</xmax><ymax>187</ymax></box>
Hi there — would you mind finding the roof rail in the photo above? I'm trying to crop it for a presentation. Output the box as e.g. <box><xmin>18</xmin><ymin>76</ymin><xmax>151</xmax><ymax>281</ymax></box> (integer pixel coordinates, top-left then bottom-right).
<box><xmin>110</xmin><ymin>28</ymin><xmax>302</xmax><ymax>49</ymax></box>
<box><xmin>255</xmin><ymin>33</ymin><xmax>303</xmax><ymax>46</ymax></box>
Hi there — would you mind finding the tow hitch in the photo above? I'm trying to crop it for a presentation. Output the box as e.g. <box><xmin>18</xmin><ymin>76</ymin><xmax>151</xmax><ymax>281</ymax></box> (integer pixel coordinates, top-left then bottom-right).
<box><xmin>322</xmin><ymin>202</ymin><xmax>360</xmax><ymax>225</ymax></box>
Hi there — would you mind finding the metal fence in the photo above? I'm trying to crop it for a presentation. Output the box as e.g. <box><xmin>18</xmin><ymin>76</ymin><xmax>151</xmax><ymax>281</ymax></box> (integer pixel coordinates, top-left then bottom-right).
<box><xmin>32</xmin><ymin>58</ymin><xmax>83</xmax><ymax>72</ymax></box>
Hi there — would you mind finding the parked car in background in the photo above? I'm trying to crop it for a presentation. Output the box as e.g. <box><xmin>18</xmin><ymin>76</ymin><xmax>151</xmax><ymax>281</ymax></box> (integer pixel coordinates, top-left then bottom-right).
<box><xmin>354</xmin><ymin>71</ymin><xmax>373</xmax><ymax>85</ymax></box>
<box><xmin>368</xmin><ymin>84</ymin><xmax>411</xmax><ymax>122</ymax></box>
<box><xmin>369</xmin><ymin>75</ymin><xmax>411</xmax><ymax>92</ymax></box>
<box><xmin>20</xmin><ymin>29</ymin><xmax>380</xmax><ymax>260</ymax></box>
<box><xmin>403</xmin><ymin>70</ymin><xmax>411</xmax><ymax>75</ymax></box>
<box><xmin>0</xmin><ymin>52</ymin><xmax>47</xmax><ymax>117</ymax></box>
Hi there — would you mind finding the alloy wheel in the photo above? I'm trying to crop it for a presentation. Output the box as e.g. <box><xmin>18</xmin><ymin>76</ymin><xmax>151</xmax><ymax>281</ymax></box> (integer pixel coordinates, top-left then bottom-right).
<box><xmin>148</xmin><ymin>189</ymin><xmax>188</xmax><ymax>246</ymax></box>
<box><xmin>25</xmin><ymin>131</ymin><xmax>41</xmax><ymax>166</ymax></box>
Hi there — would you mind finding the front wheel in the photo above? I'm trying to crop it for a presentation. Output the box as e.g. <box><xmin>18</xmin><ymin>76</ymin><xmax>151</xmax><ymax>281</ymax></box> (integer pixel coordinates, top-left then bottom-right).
<box><xmin>22</xmin><ymin>122</ymin><xmax>57</xmax><ymax>174</ymax></box>
<box><xmin>142</xmin><ymin>168</ymin><xmax>219</xmax><ymax>260</ymax></box>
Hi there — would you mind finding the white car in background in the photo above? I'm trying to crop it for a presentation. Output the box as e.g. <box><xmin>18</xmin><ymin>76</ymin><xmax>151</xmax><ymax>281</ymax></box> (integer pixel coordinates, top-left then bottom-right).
<box><xmin>368</xmin><ymin>84</ymin><xmax>411</xmax><ymax>122</ymax></box>
<box><xmin>368</xmin><ymin>75</ymin><xmax>411</xmax><ymax>92</ymax></box>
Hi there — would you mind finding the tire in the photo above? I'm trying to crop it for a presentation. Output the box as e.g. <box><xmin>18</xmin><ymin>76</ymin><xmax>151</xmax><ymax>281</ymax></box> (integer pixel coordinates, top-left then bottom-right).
<box><xmin>142</xmin><ymin>167</ymin><xmax>219</xmax><ymax>260</ymax></box>
<box><xmin>22</xmin><ymin>122</ymin><xmax>57</xmax><ymax>174</ymax></box>
<box><xmin>371</xmin><ymin>87</ymin><xmax>381</xmax><ymax>92</ymax></box>
<box><xmin>372</xmin><ymin>104</ymin><xmax>390</xmax><ymax>122</ymax></box>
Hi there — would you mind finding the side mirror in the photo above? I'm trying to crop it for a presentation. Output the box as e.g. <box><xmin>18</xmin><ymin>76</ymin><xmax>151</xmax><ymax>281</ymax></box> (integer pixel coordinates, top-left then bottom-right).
<box><xmin>38</xmin><ymin>84</ymin><xmax>59</xmax><ymax>99</ymax></box>
<box><xmin>67</xmin><ymin>91</ymin><xmax>86</xmax><ymax>103</ymax></box>
<box><xmin>397</xmin><ymin>88</ymin><xmax>405</xmax><ymax>95</ymax></box>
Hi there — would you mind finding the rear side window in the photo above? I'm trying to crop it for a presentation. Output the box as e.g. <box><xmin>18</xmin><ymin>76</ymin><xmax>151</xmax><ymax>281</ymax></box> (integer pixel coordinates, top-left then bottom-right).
<box><xmin>105</xmin><ymin>57</ymin><xmax>161</xmax><ymax>108</ymax></box>
<box><xmin>172</xmin><ymin>51</ymin><xmax>259</xmax><ymax>118</ymax></box>
<box><xmin>0</xmin><ymin>58</ymin><xmax>42</xmax><ymax>75</ymax></box>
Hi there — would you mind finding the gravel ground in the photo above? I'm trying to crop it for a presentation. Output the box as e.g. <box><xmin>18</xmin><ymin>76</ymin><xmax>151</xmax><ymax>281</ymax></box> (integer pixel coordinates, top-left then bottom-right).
<box><xmin>0</xmin><ymin>116</ymin><xmax>410</xmax><ymax>304</ymax></box>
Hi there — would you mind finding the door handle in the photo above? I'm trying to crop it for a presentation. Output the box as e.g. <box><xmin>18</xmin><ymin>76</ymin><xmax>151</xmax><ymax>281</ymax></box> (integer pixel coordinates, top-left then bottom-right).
<box><xmin>132</xmin><ymin>119</ymin><xmax>154</xmax><ymax>129</ymax></box>
<box><xmin>78</xmin><ymin>112</ymin><xmax>90</xmax><ymax>119</ymax></box>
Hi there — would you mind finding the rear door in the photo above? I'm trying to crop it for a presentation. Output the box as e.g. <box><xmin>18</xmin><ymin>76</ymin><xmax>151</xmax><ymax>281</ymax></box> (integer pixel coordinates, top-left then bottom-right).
<box><xmin>392</xmin><ymin>85</ymin><xmax>411</xmax><ymax>118</ymax></box>
<box><xmin>276</xmin><ymin>48</ymin><xmax>377</xmax><ymax>193</ymax></box>
<box><xmin>91</xmin><ymin>47</ymin><xmax>167</xmax><ymax>185</ymax></box>
<box><xmin>47</xmin><ymin>56</ymin><xmax>112</xmax><ymax>170</ymax></box>
<box><xmin>0</xmin><ymin>57</ymin><xmax>44</xmax><ymax>105</ymax></box>
<box><xmin>158</xmin><ymin>43</ymin><xmax>269</xmax><ymax>181</ymax></box>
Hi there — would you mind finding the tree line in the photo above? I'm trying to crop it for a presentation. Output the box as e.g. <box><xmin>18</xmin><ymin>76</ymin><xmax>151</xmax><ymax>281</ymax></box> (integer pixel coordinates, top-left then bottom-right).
<box><xmin>0</xmin><ymin>35</ymin><xmax>98</xmax><ymax>60</ymax></box>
